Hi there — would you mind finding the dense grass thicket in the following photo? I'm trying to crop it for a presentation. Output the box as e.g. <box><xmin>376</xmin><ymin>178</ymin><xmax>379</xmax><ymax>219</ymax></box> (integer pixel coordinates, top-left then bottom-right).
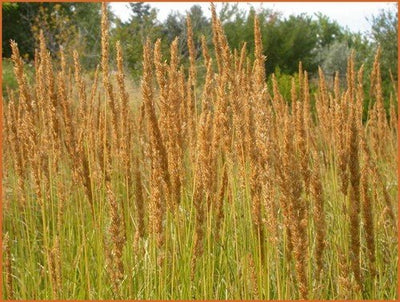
<box><xmin>2</xmin><ymin>3</ymin><xmax>398</xmax><ymax>300</ymax></box>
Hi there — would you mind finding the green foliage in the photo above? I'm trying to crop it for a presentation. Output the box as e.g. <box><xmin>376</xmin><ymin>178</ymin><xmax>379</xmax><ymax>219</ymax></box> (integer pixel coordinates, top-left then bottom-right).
<box><xmin>2</xmin><ymin>58</ymin><xmax>18</xmax><ymax>94</ymax></box>
<box><xmin>221</xmin><ymin>5</ymin><xmax>345</xmax><ymax>75</ymax></box>
<box><xmin>350</xmin><ymin>5</ymin><xmax>398</xmax><ymax>118</ymax></box>
<box><xmin>162</xmin><ymin>5</ymin><xmax>211</xmax><ymax>64</ymax></box>
<box><xmin>70</xmin><ymin>3</ymin><xmax>103</xmax><ymax>68</ymax></box>
<box><xmin>112</xmin><ymin>4</ymin><xmax>211</xmax><ymax>80</ymax></box>
<box><xmin>314</xmin><ymin>13</ymin><xmax>344</xmax><ymax>49</ymax></box>
<box><xmin>268</xmin><ymin>67</ymin><xmax>297</xmax><ymax>102</ymax></box>
<box><xmin>273</xmin><ymin>14</ymin><xmax>318</xmax><ymax>73</ymax></box>
<box><xmin>2</xmin><ymin>2</ymin><xmax>104</xmax><ymax>68</ymax></box>
<box><xmin>111</xmin><ymin>4</ymin><xmax>161</xmax><ymax>79</ymax></box>
<box><xmin>3</xmin><ymin>1</ymin><xmax>397</xmax><ymax>89</ymax></box>
<box><xmin>2</xmin><ymin>58</ymin><xmax>34</xmax><ymax>99</ymax></box>
<box><xmin>2</xmin><ymin>2</ymin><xmax>36</xmax><ymax>59</ymax></box>
<box><xmin>320</xmin><ymin>41</ymin><xmax>351</xmax><ymax>76</ymax></box>
<box><xmin>369</xmin><ymin>4</ymin><xmax>398</xmax><ymax>81</ymax></box>
<box><xmin>129</xmin><ymin>2</ymin><xmax>151</xmax><ymax>20</ymax></box>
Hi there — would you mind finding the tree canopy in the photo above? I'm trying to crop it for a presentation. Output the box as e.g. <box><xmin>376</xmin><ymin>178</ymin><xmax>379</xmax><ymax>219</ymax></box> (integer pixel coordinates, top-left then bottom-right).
<box><xmin>3</xmin><ymin>2</ymin><xmax>397</xmax><ymax>81</ymax></box>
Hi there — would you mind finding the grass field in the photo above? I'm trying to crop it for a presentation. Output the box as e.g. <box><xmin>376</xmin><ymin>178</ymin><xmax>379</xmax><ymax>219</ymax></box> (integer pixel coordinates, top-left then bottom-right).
<box><xmin>2</xmin><ymin>3</ymin><xmax>398</xmax><ymax>300</ymax></box>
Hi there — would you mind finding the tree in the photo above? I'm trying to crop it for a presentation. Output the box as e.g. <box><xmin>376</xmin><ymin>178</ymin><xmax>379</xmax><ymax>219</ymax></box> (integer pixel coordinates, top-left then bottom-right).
<box><xmin>221</xmin><ymin>4</ymin><xmax>324</xmax><ymax>74</ymax></box>
<box><xmin>111</xmin><ymin>2</ymin><xmax>161</xmax><ymax>77</ymax></box>
<box><xmin>30</xmin><ymin>4</ymin><xmax>78</xmax><ymax>55</ymax></box>
<box><xmin>320</xmin><ymin>40</ymin><xmax>350</xmax><ymax>76</ymax></box>
<box><xmin>3</xmin><ymin>2</ymin><xmax>105</xmax><ymax>69</ymax></box>
<box><xmin>70</xmin><ymin>3</ymin><xmax>103</xmax><ymax>68</ymax></box>
<box><xmin>31</xmin><ymin>2</ymin><xmax>104</xmax><ymax>68</ymax></box>
<box><xmin>221</xmin><ymin>5</ymin><xmax>280</xmax><ymax>72</ymax></box>
<box><xmin>163</xmin><ymin>12</ymin><xmax>185</xmax><ymax>46</ymax></box>
<box><xmin>185</xmin><ymin>5</ymin><xmax>211</xmax><ymax>57</ymax></box>
<box><xmin>162</xmin><ymin>5</ymin><xmax>211</xmax><ymax>59</ymax></box>
<box><xmin>127</xmin><ymin>2</ymin><xmax>159</xmax><ymax>44</ymax></box>
<box><xmin>275</xmin><ymin>14</ymin><xmax>319</xmax><ymax>73</ymax></box>
<box><xmin>129</xmin><ymin>2</ymin><xmax>151</xmax><ymax>21</ymax></box>
<box><xmin>3</xmin><ymin>2</ymin><xmax>38</xmax><ymax>59</ymax></box>
<box><xmin>368</xmin><ymin>5</ymin><xmax>398</xmax><ymax>81</ymax></box>
<box><xmin>314</xmin><ymin>13</ymin><xmax>344</xmax><ymax>49</ymax></box>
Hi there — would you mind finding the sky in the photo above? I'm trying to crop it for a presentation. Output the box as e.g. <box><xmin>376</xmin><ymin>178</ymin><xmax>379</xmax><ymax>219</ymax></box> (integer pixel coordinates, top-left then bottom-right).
<box><xmin>110</xmin><ymin>2</ymin><xmax>396</xmax><ymax>34</ymax></box>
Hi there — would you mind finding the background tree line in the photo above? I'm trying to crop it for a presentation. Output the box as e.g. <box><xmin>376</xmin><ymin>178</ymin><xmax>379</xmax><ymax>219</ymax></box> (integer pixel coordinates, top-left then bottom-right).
<box><xmin>2</xmin><ymin>2</ymin><xmax>398</xmax><ymax>96</ymax></box>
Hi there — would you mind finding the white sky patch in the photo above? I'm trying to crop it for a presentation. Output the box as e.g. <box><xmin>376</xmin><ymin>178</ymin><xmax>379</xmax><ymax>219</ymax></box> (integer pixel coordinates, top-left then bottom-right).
<box><xmin>110</xmin><ymin>2</ymin><xmax>396</xmax><ymax>34</ymax></box>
